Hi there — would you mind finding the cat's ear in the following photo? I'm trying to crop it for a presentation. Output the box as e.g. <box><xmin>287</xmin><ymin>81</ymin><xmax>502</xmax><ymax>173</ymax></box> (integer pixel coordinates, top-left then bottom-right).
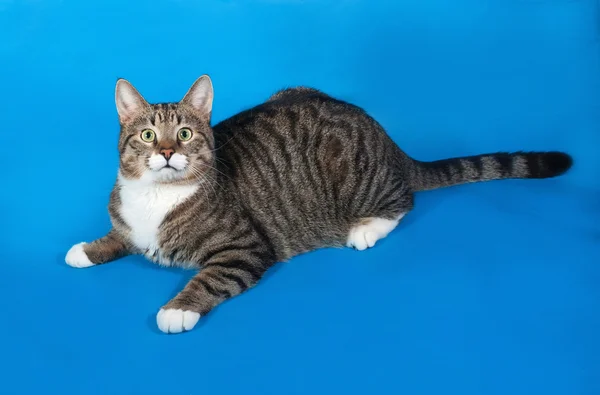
<box><xmin>115</xmin><ymin>79</ymin><xmax>149</xmax><ymax>124</ymax></box>
<box><xmin>181</xmin><ymin>75</ymin><xmax>213</xmax><ymax>117</ymax></box>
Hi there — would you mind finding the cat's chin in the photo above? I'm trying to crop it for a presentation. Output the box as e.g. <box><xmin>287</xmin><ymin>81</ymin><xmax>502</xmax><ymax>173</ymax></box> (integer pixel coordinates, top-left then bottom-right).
<box><xmin>146</xmin><ymin>167</ymin><xmax>188</xmax><ymax>183</ymax></box>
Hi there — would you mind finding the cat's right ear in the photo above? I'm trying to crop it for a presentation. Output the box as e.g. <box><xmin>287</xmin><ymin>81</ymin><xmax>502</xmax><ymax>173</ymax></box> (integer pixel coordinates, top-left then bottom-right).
<box><xmin>115</xmin><ymin>79</ymin><xmax>149</xmax><ymax>124</ymax></box>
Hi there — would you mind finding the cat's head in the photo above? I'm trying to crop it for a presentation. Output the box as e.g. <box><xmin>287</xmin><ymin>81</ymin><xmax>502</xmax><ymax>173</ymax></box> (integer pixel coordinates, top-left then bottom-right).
<box><xmin>115</xmin><ymin>76</ymin><xmax>214</xmax><ymax>184</ymax></box>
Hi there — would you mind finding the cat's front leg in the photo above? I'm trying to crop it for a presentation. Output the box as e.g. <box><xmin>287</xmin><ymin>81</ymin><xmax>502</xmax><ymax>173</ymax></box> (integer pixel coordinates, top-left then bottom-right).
<box><xmin>65</xmin><ymin>229</ymin><xmax>130</xmax><ymax>268</ymax></box>
<box><xmin>156</xmin><ymin>253</ymin><xmax>272</xmax><ymax>334</ymax></box>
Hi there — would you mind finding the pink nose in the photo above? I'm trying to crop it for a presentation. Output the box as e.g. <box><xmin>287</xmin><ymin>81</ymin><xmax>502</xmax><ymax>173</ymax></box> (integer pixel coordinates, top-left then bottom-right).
<box><xmin>160</xmin><ymin>148</ymin><xmax>174</xmax><ymax>160</ymax></box>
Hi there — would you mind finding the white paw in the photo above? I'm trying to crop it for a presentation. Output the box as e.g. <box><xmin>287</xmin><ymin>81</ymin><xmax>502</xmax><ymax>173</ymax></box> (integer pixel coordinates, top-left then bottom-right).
<box><xmin>346</xmin><ymin>215</ymin><xmax>404</xmax><ymax>251</ymax></box>
<box><xmin>65</xmin><ymin>242</ymin><xmax>94</xmax><ymax>268</ymax></box>
<box><xmin>157</xmin><ymin>308</ymin><xmax>201</xmax><ymax>334</ymax></box>
<box><xmin>347</xmin><ymin>226</ymin><xmax>371</xmax><ymax>250</ymax></box>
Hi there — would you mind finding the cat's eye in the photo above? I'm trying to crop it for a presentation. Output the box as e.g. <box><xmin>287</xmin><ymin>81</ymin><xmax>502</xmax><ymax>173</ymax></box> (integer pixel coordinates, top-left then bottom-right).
<box><xmin>141</xmin><ymin>129</ymin><xmax>155</xmax><ymax>142</ymax></box>
<box><xmin>178</xmin><ymin>128</ymin><xmax>193</xmax><ymax>141</ymax></box>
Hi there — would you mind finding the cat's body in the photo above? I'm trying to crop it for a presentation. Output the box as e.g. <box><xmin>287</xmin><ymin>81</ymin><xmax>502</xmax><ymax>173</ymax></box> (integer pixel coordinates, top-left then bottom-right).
<box><xmin>65</xmin><ymin>76</ymin><xmax>572</xmax><ymax>334</ymax></box>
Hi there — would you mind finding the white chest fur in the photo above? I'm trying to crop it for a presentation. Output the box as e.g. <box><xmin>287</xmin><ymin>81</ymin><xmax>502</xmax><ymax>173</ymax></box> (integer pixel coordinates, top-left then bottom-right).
<box><xmin>118</xmin><ymin>174</ymin><xmax>198</xmax><ymax>259</ymax></box>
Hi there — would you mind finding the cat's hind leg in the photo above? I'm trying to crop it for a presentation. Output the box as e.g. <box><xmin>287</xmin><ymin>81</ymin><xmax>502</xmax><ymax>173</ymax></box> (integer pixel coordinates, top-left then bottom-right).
<box><xmin>346</xmin><ymin>177</ymin><xmax>414</xmax><ymax>251</ymax></box>
<box><xmin>346</xmin><ymin>213</ymin><xmax>406</xmax><ymax>251</ymax></box>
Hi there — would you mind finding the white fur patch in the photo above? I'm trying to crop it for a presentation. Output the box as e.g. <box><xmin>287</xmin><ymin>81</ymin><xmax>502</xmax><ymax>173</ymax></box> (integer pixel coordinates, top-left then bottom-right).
<box><xmin>148</xmin><ymin>154</ymin><xmax>168</xmax><ymax>171</ymax></box>
<box><xmin>118</xmin><ymin>172</ymin><xmax>198</xmax><ymax>263</ymax></box>
<box><xmin>346</xmin><ymin>214</ymin><xmax>405</xmax><ymax>251</ymax></box>
<box><xmin>147</xmin><ymin>153</ymin><xmax>188</xmax><ymax>172</ymax></box>
<box><xmin>167</xmin><ymin>153</ymin><xmax>188</xmax><ymax>170</ymax></box>
<box><xmin>65</xmin><ymin>242</ymin><xmax>94</xmax><ymax>268</ymax></box>
<box><xmin>157</xmin><ymin>308</ymin><xmax>200</xmax><ymax>334</ymax></box>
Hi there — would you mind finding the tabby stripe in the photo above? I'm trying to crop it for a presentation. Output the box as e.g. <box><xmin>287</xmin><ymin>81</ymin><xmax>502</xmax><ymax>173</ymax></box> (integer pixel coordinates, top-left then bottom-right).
<box><xmin>219</xmin><ymin>271</ymin><xmax>251</xmax><ymax>291</ymax></box>
<box><xmin>193</xmin><ymin>129</ymin><xmax>211</xmax><ymax>147</ymax></box>
<box><xmin>268</xmin><ymin>119</ymin><xmax>294</xmax><ymax>168</ymax></box>
<box><xmin>299</xmin><ymin>131</ymin><xmax>321</xmax><ymax>201</ymax></box>
<box><xmin>235</xmin><ymin>140</ymin><xmax>294</xmax><ymax>235</ymax></box>
<box><xmin>174</xmin><ymin>292</ymin><xmax>200</xmax><ymax>310</ymax></box>
<box><xmin>356</xmin><ymin>154</ymin><xmax>380</xmax><ymax>212</ymax></box>
<box><xmin>246</xmin><ymin>215</ymin><xmax>277</xmax><ymax>259</ymax></box>
<box><xmin>121</xmin><ymin>134</ymin><xmax>135</xmax><ymax>151</ymax></box>
<box><xmin>197</xmin><ymin>277</ymin><xmax>232</xmax><ymax>298</ymax></box>
<box><xmin>472</xmin><ymin>156</ymin><xmax>484</xmax><ymax>176</ymax></box>
<box><xmin>203</xmin><ymin>271</ymin><xmax>231</xmax><ymax>287</ymax></box>
<box><xmin>207</xmin><ymin>260</ymin><xmax>263</xmax><ymax>281</ymax></box>
<box><xmin>247</xmin><ymin>128</ymin><xmax>285</xmax><ymax>188</ymax></box>
<box><xmin>305</xmin><ymin>128</ymin><xmax>328</xmax><ymax>210</ymax></box>
<box><xmin>286</xmin><ymin>111</ymin><xmax>300</xmax><ymax>148</ymax></box>
<box><xmin>203</xmin><ymin>270</ymin><xmax>249</xmax><ymax>293</ymax></box>
<box><xmin>372</xmin><ymin>179</ymin><xmax>402</xmax><ymax>211</ymax></box>
<box><xmin>495</xmin><ymin>154</ymin><xmax>513</xmax><ymax>177</ymax></box>
<box><xmin>316</xmin><ymin>147</ymin><xmax>336</xmax><ymax>213</ymax></box>
<box><xmin>235</xmin><ymin>139</ymin><xmax>275</xmax><ymax>190</ymax></box>
<box><xmin>207</xmin><ymin>241</ymin><xmax>262</xmax><ymax>261</ymax></box>
<box><xmin>353</xmin><ymin>129</ymin><xmax>375</xmax><ymax>210</ymax></box>
<box><xmin>453</xmin><ymin>158</ymin><xmax>465</xmax><ymax>181</ymax></box>
<box><xmin>305</xmin><ymin>104</ymin><xmax>320</xmax><ymax>127</ymax></box>
<box><xmin>441</xmin><ymin>162</ymin><xmax>452</xmax><ymax>183</ymax></box>
<box><xmin>226</xmin><ymin>150</ymin><xmax>279</xmax><ymax>235</ymax></box>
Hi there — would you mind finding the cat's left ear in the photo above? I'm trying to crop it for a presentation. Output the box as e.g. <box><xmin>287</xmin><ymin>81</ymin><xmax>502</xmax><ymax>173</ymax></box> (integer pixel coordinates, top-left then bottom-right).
<box><xmin>181</xmin><ymin>75</ymin><xmax>213</xmax><ymax>117</ymax></box>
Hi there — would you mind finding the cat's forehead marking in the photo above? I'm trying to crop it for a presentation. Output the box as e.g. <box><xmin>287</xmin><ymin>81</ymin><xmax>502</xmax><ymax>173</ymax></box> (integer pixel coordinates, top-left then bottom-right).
<box><xmin>150</xmin><ymin>103</ymin><xmax>181</xmax><ymax>126</ymax></box>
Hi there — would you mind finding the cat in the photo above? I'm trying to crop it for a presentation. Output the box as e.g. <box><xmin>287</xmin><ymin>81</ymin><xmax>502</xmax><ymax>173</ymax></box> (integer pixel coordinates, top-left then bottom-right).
<box><xmin>65</xmin><ymin>75</ymin><xmax>573</xmax><ymax>334</ymax></box>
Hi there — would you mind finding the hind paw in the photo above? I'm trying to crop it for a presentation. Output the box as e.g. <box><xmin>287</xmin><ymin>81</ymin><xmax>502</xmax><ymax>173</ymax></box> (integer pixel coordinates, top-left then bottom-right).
<box><xmin>346</xmin><ymin>215</ymin><xmax>404</xmax><ymax>251</ymax></box>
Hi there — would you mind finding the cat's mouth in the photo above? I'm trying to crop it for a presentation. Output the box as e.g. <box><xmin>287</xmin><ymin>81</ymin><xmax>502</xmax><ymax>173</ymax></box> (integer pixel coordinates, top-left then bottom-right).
<box><xmin>157</xmin><ymin>165</ymin><xmax>180</xmax><ymax>172</ymax></box>
<box><xmin>156</xmin><ymin>163</ymin><xmax>189</xmax><ymax>176</ymax></box>
<box><xmin>151</xmin><ymin>164</ymin><xmax>188</xmax><ymax>182</ymax></box>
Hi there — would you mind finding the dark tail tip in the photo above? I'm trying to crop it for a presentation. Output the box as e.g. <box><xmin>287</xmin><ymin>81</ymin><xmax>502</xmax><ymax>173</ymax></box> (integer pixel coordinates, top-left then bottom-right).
<box><xmin>531</xmin><ymin>151</ymin><xmax>573</xmax><ymax>178</ymax></box>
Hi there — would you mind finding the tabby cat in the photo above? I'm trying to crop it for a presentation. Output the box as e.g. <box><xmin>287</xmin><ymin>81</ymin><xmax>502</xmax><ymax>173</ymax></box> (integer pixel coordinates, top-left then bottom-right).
<box><xmin>65</xmin><ymin>75</ymin><xmax>572</xmax><ymax>334</ymax></box>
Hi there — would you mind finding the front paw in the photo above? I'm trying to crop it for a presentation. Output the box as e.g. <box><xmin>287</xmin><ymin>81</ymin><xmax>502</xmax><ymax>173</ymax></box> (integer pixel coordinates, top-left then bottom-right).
<box><xmin>156</xmin><ymin>308</ymin><xmax>201</xmax><ymax>334</ymax></box>
<box><xmin>65</xmin><ymin>242</ymin><xmax>94</xmax><ymax>268</ymax></box>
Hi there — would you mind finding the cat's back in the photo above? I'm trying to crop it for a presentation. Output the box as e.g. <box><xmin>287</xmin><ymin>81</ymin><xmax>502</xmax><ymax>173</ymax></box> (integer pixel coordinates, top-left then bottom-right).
<box><xmin>211</xmin><ymin>87</ymin><xmax>406</xmax><ymax>190</ymax></box>
<box><xmin>266</xmin><ymin>86</ymin><xmax>332</xmax><ymax>103</ymax></box>
<box><xmin>212</xmin><ymin>86</ymin><xmax>377</xmax><ymax>145</ymax></box>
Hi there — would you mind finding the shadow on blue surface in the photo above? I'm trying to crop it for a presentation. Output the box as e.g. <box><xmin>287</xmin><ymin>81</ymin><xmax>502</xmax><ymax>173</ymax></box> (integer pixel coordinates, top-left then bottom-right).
<box><xmin>0</xmin><ymin>1</ymin><xmax>599</xmax><ymax>394</ymax></box>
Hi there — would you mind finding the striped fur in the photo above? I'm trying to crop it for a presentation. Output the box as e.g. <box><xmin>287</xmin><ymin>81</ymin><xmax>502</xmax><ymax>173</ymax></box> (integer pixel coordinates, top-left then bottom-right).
<box><xmin>66</xmin><ymin>76</ymin><xmax>573</xmax><ymax>333</ymax></box>
<box><xmin>409</xmin><ymin>151</ymin><xmax>572</xmax><ymax>191</ymax></box>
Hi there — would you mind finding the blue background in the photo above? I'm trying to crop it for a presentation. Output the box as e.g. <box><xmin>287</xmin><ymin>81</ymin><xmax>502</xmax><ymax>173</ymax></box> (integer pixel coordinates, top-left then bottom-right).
<box><xmin>1</xmin><ymin>0</ymin><xmax>599</xmax><ymax>394</ymax></box>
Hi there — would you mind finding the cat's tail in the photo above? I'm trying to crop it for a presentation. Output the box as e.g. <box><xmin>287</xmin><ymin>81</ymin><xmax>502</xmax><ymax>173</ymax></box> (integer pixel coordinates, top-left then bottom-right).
<box><xmin>407</xmin><ymin>151</ymin><xmax>573</xmax><ymax>192</ymax></box>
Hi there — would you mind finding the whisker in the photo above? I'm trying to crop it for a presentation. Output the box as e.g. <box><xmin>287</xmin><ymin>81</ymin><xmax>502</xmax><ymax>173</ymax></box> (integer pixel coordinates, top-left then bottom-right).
<box><xmin>191</xmin><ymin>168</ymin><xmax>210</xmax><ymax>200</ymax></box>
<box><xmin>211</xmin><ymin>134</ymin><xmax>238</xmax><ymax>152</ymax></box>
<box><xmin>198</xmin><ymin>162</ymin><xmax>231</xmax><ymax>180</ymax></box>
<box><xmin>189</xmin><ymin>166</ymin><xmax>218</xmax><ymax>197</ymax></box>
<box><xmin>199</xmin><ymin>171</ymin><xmax>226</xmax><ymax>193</ymax></box>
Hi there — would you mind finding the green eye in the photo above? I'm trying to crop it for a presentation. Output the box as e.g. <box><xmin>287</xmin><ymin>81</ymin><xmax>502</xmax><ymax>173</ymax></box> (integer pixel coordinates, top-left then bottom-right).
<box><xmin>141</xmin><ymin>129</ymin><xmax>155</xmax><ymax>142</ymax></box>
<box><xmin>178</xmin><ymin>128</ymin><xmax>192</xmax><ymax>141</ymax></box>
